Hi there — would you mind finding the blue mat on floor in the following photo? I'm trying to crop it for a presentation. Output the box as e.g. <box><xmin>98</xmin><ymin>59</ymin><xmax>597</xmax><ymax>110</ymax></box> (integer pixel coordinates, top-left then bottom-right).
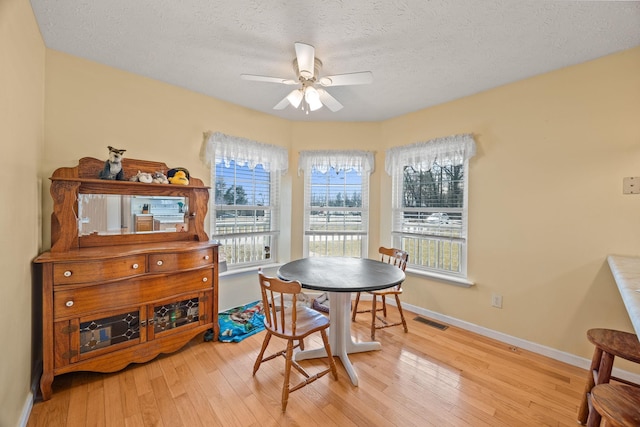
<box><xmin>218</xmin><ymin>300</ymin><xmax>265</xmax><ymax>342</ymax></box>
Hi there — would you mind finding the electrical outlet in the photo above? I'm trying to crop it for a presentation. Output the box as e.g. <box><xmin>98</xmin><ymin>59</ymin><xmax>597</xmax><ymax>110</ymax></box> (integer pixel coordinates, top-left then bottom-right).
<box><xmin>491</xmin><ymin>293</ymin><xmax>503</xmax><ymax>308</ymax></box>
<box><xmin>623</xmin><ymin>177</ymin><xmax>640</xmax><ymax>194</ymax></box>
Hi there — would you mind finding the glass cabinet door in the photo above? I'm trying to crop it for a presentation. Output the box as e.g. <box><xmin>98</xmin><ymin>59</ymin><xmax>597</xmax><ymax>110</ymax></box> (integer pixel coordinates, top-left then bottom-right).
<box><xmin>78</xmin><ymin>307</ymin><xmax>143</xmax><ymax>359</ymax></box>
<box><xmin>149</xmin><ymin>291</ymin><xmax>209</xmax><ymax>339</ymax></box>
<box><xmin>153</xmin><ymin>297</ymin><xmax>199</xmax><ymax>333</ymax></box>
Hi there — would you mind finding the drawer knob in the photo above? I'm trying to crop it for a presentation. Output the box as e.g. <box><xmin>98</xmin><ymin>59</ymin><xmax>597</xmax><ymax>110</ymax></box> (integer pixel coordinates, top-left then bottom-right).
<box><xmin>156</xmin><ymin>260</ymin><xmax>163</xmax><ymax>266</ymax></box>
<box><xmin>63</xmin><ymin>270</ymin><xmax>72</xmax><ymax>277</ymax></box>
<box><xmin>202</xmin><ymin>277</ymin><xmax>208</xmax><ymax>282</ymax></box>
<box><xmin>132</xmin><ymin>263</ymin><xmax>139</xmax><ymax>269</ymax></box>
<box><xmin>204</xmin><ymin>255</ymin><xmax>210</xmax><ymax>260</ymax></box>
<box><xmin>65</xmin><ymin>300</ymin><xmax>74</xmax><ymax>307</ymax></box>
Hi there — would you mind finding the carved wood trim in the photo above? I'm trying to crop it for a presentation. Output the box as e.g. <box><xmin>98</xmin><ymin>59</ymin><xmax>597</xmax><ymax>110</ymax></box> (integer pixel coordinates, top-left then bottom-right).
<box><xmin>49</xmin><ymin>157</ymin><xmax>210</xmax><ymax>252</ymax></box>
<box><xmin>50</xmin><ymin>180</ymin><xmax>81</xmax><ymax>252</ymax></box>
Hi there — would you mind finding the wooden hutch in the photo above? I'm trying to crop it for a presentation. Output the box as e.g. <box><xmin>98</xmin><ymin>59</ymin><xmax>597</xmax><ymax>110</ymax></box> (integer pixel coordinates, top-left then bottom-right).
<box><xmin>34</xmin><ymin>157</ymin><xmax>219</xmax><ymax>400</ymax></box>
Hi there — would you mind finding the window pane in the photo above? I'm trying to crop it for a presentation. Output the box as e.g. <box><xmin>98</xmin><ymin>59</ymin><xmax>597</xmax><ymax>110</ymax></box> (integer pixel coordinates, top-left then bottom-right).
<box><xmin>393</xmin><ymin>160</ymin><xmax>467</xmax><ymax>276</ymax></box>
<box><xmin>217</xmin><ymin>234</ymin><xmax>272</xmax><ymax>265</ymax></box>
<box><xmin>215</xmin><ymin>161</ymin><xmax>270</xmax><ymax>224</ymax></box>
<box><xmin>402</xmin><ymin>163</ymin><xmax>464</xmax><ymax>208</ymax></box>
<box><xmin>213</xmin><ymin>159</ymin><xmax>276</xmax><ymax>267</ymax></box>
<box><xmin>308</xmin><ymin>211</ymin><xmax>363</xmax><ymax>232</ymax></box>
<box><xmin>215</xmin><ymin>209</ymin><xmax>272</xmax><ymax>233</ymax></box>
<box><xmin>307</xmin><ymin>234</ymin><xmax>362</xmax><ymax>258</ymax></box>
<box><xmin>215</xmin><ymin>161</ymin><xmax>270</xmax><ymax>207</ymax></box>
<box><xmin>311</xmin><ymin>169</ymin><xmax>363</xmax><ymax>208</ymax></box>
<box><xmin>305</xmin><ymin>165</ymin><xmax>368</xmax><ymax>257</ymax></box>
<box><xmin>401</xmin><ymin>235</ymin><xmax>462</xmax><ymax>272</ymax></box>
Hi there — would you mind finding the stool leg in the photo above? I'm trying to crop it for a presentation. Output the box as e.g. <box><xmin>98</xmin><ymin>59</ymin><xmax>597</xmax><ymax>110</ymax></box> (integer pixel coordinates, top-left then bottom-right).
<box><xmin>597</xmin><ymin>352</ymin><xmax>615</xmax><ymax>385</ymax></box>
<box><xmin>577</xmin><ymin>347</ymin><xmax>602</xmax><ymax>425</ymax></box>
<box><xmin>586</xmin><ymin>352</ymin><xmax>615</xmax><ymax>427</ymax></box>
<box><xmin>586</xmin><ymin>397</ymin><xmax>601</xmax><ymax>427</ymax></box>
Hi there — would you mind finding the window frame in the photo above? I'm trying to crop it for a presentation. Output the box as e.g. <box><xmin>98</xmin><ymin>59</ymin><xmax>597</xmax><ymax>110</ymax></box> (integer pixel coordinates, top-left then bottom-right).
<box><xmin>299</xmin><ymin>150</ymin><xmax>373</xmax><ymax>259</ymax></box>
<box><xmin>205</xmin><ymin>132</ymin><xmax>288</xmax><ymax>270</ymax></box>
<box><xmin>387</xmin><ymin>135</ymin><xmax>476</xmax><ymax>280</ymax></box>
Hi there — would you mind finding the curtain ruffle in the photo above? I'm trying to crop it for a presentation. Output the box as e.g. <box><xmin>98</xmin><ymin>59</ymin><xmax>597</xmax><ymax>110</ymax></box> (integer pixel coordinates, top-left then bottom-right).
<box><xmin>385</xmin><ymin>134</ymin><xmax>476</xmax><ymax>175</ymax></box>
<box><xmin>298</xmin><ymin>150</ymin><xmax>374</xmax><ymax>176</ymax></box>
<box><xmin>204</xmin><ymin>131</ymin><xmax>288</xmax><ymax>174</ymax></box>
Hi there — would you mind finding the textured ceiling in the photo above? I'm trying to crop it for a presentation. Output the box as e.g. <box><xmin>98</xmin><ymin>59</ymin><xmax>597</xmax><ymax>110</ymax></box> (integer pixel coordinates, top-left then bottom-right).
<box><xmin>30</xmin><ymin>0</ymin><xmax>640</xmax><ymax>122</ymax></box>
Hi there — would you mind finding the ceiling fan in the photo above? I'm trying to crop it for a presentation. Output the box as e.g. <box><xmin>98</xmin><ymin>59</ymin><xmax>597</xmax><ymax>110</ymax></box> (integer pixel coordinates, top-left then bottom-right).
<box><xmin>241</xmin><ymin>42</ymin><xmax>373</xmax><ymax>114</ymax></box>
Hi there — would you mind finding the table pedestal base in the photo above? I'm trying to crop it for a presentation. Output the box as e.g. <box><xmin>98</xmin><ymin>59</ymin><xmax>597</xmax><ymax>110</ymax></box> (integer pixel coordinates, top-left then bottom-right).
<box><xmin>294</xmin><ymin>292</ymin><xmax>381</xmax><ymax>386</ymax></box>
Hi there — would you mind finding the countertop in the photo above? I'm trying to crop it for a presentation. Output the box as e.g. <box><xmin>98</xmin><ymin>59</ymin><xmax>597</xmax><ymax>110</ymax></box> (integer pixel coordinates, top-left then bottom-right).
<box><xmin>607</xmin><ymin>255</ymin><xmax>640</xmax><ymax>338</ymax></box>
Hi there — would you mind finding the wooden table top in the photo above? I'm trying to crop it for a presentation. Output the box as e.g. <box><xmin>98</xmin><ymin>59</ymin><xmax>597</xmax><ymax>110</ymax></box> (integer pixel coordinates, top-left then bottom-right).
<box><xmin>278</xmin><ymin>257</ymin><xmax>405</xmax><ymax>292</ymax></box>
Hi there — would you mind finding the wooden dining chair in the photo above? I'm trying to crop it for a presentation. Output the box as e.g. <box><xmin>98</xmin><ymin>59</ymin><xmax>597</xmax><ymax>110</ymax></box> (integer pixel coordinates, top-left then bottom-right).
<box><xmin>253</xmin><ymin>269</ymin><xmax>338</xmax><ymax>412</ymax></box>
<box><xmin>351</xmin><ymin>246</ymin><xmax>409</xmax><ymax>340</ymax></box>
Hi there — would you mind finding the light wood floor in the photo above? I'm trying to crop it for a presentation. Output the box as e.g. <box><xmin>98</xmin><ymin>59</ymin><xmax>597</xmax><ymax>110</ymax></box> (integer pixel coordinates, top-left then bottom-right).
<box><xmin>27</xmin><ymin>305</ymin><xmax>589</xmax><ymax>426</ymax></box>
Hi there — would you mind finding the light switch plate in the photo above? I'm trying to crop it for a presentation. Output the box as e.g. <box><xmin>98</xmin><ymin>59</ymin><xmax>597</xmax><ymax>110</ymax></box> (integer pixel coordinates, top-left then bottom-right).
<box><xmin>623</xmin><ymin>177</ymin><xmax>640</xmax><ymax>194</ymax></box>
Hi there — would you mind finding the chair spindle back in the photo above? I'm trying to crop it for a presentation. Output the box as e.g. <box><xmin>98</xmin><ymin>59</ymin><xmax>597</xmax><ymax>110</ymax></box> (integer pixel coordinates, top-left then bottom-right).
<box><xmin>379</xmin><ymin>246</ymin><xmax>408</xmax><ymax>271</ymax></box>
<box><xmin>258</xmin><ymin>269</ymin><xmax>302</xmax><ymax>336</ymax></box>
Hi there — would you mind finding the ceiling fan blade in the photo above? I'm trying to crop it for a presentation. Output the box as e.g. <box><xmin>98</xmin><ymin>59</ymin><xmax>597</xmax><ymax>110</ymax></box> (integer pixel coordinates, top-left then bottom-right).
<box><xmin>294</xmin><ymin>42</ymin><xmax>315</xmax><ymax>79</ymax></box>
<box><xmin>317</xmin><ymin>88</ymin><xmax>343</xmax><ymax>112</ymax></box>
<box><xmin>273</xmin><ymin>94</ymin><xmax>291</xmax><ymax>110</ymax></box>
<box><xmin>241</xmin><ymin>74</ymin><xmax>297</xmax><ymax>85</ymax></box>
<box><xmin>319</xmin><ymin>71</ymin><xmax>373</xmax><ymax>87</ymax></box>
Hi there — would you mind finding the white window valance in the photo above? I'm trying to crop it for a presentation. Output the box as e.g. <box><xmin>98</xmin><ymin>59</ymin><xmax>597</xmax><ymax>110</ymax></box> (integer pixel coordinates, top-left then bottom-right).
<box><xmin>204</xmin><ymin>131</ymin><xmax>288</xmax><ymax>174</ymax></box>
<box><xmin>385</xmin><ymin>134</ymin><xmax>476</xmax><ymax>175</ymax></box>
<box><xmin>298</xmin><ymin>150</ymin><xmax>374</xmax><ymax>176</ymax></box>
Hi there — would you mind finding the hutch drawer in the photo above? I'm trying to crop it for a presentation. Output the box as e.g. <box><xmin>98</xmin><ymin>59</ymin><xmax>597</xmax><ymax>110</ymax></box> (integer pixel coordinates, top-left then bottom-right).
<box><xmin>53</xmin><ymin>269</ymin><xmax>213</xmax><ymax>319</ymax></box>
<box><xmin>148</xmin><ymin>248</ymin><xmax>214</xmax><ymax>272</ymax></box>
<box><xmin>53</xmin><ymin>255</ymin><xmax>146</xmax><ymax>285</ymax></box>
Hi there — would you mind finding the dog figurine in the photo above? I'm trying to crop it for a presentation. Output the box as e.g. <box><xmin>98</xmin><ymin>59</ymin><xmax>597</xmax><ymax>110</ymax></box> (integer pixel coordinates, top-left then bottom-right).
<box><xmin>98</xmin><ymin>146</ymin><xmax>126</xmax><ymax>180</ymax></box>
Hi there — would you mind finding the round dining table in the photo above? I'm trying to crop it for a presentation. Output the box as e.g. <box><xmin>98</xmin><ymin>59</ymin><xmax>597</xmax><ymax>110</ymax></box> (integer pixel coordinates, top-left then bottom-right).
<box><xmin>277</xmin><ymin>256</ymin><xmax>406</xmax><ymax>386</ymax></box>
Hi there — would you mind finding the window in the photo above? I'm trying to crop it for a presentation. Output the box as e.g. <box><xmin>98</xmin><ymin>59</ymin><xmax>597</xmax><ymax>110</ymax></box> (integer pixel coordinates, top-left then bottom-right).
<box><xmin>299</xmin><ymin>150</ymin><xmax>373</xmax><ymax>257</ymax></box>
<box><xmin>386</xmin><ymin>135</ymin><xmax>476</xmax><ymax>278</ymax></box>
<box><xmin>205</xmin><ymin>132</ymin><xmax>288</xmax><ymax>268</ymax></box>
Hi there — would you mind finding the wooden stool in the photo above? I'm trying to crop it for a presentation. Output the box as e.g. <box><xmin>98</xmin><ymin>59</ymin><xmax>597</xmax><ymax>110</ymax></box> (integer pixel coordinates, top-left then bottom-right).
<box><xmin>577</xmin><ymin>329</ymin><xmax>640</xmax><ymax>425</ymax></box>
<box><xmin>588</xmin><ymin>383</ymin><xmax>640</xmax><ymax>427</ymax></box>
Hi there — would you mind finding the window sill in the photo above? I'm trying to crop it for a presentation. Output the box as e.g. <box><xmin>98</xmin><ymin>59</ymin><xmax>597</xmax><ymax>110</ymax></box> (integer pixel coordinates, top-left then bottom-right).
<box><xmin>405</xmin><ymin>268</ymin><xmax>475</xmax><ymax>287</ymax></box>
<box><xmin>219</xmin><ymin>262</ymin><xmax>284</xmax><ymax>278</ymax></box>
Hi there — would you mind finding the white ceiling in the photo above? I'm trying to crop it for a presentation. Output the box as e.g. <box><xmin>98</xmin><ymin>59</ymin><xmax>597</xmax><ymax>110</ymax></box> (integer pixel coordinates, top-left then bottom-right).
<box><xmin>30</xmin><ymin>0</ymin><xmax>640</xmax><ymax>122</ymax></box>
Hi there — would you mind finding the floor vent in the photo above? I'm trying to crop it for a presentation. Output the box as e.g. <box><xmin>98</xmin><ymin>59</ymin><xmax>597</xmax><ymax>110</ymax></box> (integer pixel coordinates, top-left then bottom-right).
<box><xmin>414</xmin><ymin>316</ymin><xmax>448</xmax><ymax>330</ymax></box>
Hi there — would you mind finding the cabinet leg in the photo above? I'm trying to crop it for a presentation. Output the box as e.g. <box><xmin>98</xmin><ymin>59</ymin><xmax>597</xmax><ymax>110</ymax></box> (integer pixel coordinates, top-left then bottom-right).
<box><xmin>40</xmin><ymin>372</ymin><xmax>53</xmax><ymax>401</ymax></box>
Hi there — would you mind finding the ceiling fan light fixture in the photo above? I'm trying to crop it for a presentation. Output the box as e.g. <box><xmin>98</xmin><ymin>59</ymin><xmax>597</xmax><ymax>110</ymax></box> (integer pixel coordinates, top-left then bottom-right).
<box><xmin>304</xmin><ymin>86</ymin><xmax>319</xmax><ymax>102</ymax></box>
<box><xmin>304</xmin><ymin>86</ymin><xmax>323</xmax><ymax>111</ymax></box>
<box><xmin>287</xmin><ymin>89</ymin><xmax>303</xmax><ymax>108</ymax></box>
<box><xmin>308</xmin><ymin>97</ymin><xmax>323</xmax><ymax>111</ymax></box>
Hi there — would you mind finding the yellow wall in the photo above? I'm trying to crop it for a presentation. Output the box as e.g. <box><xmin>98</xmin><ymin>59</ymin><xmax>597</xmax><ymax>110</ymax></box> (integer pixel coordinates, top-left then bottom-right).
<box><xmin>382</xmin><ymin>47</ymin><xmax>640</xmax><ymax>362</ymax></box>
<box><xmin>0</xmin><ymin>0</ymin><xmax>45</xmax><ymax>425</ymax></box>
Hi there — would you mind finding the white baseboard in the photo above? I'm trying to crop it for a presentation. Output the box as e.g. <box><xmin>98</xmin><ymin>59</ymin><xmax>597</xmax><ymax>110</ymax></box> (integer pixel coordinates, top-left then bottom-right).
<box><xmin>373</xmin><ymin>297</ymin><xmax>640</xmax><ymax>384</ymax></box>
<box><xmin>18</xmin><ymin>392</ymin><xmax>33</xmax><ymax>427</ymax></box>
<box><xmin>406</xmin><ymin>302</ymin><xmax>640</xmax><ymax>383</ymax></box>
